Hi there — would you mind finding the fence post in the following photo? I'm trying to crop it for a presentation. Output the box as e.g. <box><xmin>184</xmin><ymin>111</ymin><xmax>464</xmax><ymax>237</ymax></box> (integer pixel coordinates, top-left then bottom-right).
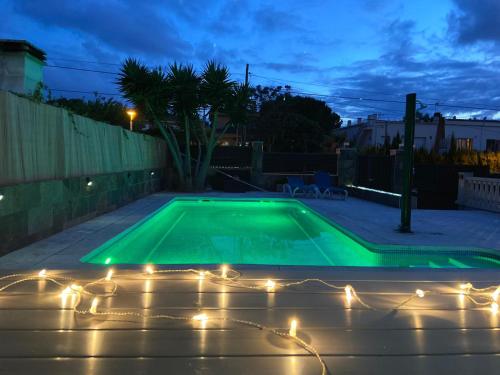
<box><xmin>251</xmin><ymin>141</ymin><xmax>263</xmax><ymax>186</ymax></box>
<box><xmin>400</xmin><ymin>93</ymin><xmax>416</xmax><ymax>233</ymax></box>
<box><xmin>390</xmin><ymin>148</ymin><xmax>405</xmax><ymax>194</ymax></box>
<box><xmin>336</xmin><ymin>148</ymin><xmax>357</xmax><ymax>186</ymax></box>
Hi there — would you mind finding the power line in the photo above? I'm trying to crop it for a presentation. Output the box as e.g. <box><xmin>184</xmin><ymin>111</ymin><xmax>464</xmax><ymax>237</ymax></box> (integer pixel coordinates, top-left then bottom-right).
<box><xmin>45</xmin><ymin>64</ymin><xmax>119</xmax><ymax>75</ymax></box>
<box><xmin>48</xmin><ymin>88</ymin><xmax>122</xmax><ymax>96</ymax></box>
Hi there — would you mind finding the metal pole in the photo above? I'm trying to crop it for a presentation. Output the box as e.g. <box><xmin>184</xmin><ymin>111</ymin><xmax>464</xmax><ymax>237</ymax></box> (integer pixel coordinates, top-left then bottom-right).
<box><xmin>400</xmin><ymin>93</ymin><xmax>416</xmax><ymax>233</ymax></box>
<box><xmin>245</xmin><ymin>64</ymin><xmax>249</xmax><ymax>86</ymax></box>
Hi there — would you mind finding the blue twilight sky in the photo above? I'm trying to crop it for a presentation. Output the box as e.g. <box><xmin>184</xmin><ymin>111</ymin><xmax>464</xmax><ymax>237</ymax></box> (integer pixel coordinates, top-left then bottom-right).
<box><xmin>2</xmin><ymin>0</ymin><xmax>500</xmax><ymax>121</ymax></box>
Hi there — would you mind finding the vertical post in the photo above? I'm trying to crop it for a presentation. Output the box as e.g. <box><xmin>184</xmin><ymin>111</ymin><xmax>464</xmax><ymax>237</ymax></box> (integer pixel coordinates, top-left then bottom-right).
<box><xmin>245</xmin><ymin>64</ymin><xmax>249</xmax><ymax>86</ymax></box>
<box><xmin>400</xmin><ymin>93</ymin><xmax>416</xmax><ymax>232</ymax></box>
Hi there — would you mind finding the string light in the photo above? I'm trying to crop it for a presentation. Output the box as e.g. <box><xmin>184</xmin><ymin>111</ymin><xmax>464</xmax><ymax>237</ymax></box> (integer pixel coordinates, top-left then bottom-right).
<box><xmin>491</xmin><ymin>302</ymin><xmax>499</xmax><ymax>314</ymax></box>
<box><xmin>71</xmin><ymin>284</ymin><xmax>83</xmax><ymax>292</ymax></box>
<box><xmin>345</xmin><ymin>285</ymin><xmax>353</xmax><ymax>303</ymax></box>
<box><xmin>89</xmin><ymin>297</ymin><xmax>99</xmax><ymax>314</ymax></box>
<box><xmin>492</xmin><ymin>287</ymin><xmax>500</xmax><ymax>302</ymax></box>
<box><xmin>1</xmin><ymin>268</ymin><xmax>499</xmax><ymax>375</ymax></box>
<box><xmin>193</xmin><ymin>313</ymin><xmax>208</xmax><ymax>322</ymax></box>
<box><xmin>289</xmin><ymin>319</ymin><xmax>298</xmax><ymax>337</ymax></box>
<box><xmin>221</xmin><ymin>265</ymin><xmax>229</xmax><ymax>279</ymax></box>
<box><xmin>266</xmin><ymin>279</ymin><xmax>276</xmax><ymax>291</ymax></box>
<box><xmin>105</xmin><ymin>269</ymin><xmax>114</xmax><ymax>281</ymax></box>
<box><xmin>460</xmin><ymin>283</ymin><xmax>472</xmax><ymax>290</ymax></box>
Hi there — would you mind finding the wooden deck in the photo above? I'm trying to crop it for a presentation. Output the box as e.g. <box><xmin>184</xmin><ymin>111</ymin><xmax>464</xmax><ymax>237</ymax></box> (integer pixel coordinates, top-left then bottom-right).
<box><xmin>0</xmin><ymin>268</ymin><xmax>499</xmax><ymax>374</ymax></box>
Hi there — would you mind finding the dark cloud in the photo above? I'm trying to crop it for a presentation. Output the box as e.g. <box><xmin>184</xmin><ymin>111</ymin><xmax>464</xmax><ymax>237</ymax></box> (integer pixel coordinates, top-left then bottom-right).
<box><xmin>448</xmin><ymin>0</ymin><xmax>500</xmax><ymax>45</ymax></box>
<box><xmin>14</xmin><ymin>0</ymin><xmax>192</xmax><ymax>59</ymax></box>
<box><xmin>253</xmin><ymin>5</ymin><xmax>305</xmax><ymax>33</ymax></box>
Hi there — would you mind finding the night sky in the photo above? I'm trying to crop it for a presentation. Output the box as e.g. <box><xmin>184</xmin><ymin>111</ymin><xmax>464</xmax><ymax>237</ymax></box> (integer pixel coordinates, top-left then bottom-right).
<box><xmin>2</xmin><ymin>0</ymin><xmax>500</xmax><ymax>122</ymax></box>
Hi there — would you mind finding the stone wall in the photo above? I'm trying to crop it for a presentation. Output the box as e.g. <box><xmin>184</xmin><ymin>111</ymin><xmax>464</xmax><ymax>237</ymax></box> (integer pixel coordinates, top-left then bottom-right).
<box><xmin>0</xmin><ymin>168</ymin><xmax>166</xmax><ymax>254</ymax></box>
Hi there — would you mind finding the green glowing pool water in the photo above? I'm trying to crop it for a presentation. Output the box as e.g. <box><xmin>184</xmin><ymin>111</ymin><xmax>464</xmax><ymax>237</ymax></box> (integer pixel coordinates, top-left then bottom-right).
<box><xmin>81</xmin><ymin>198</ymin><xmax>500</xmax><ymax>268</ymax></box>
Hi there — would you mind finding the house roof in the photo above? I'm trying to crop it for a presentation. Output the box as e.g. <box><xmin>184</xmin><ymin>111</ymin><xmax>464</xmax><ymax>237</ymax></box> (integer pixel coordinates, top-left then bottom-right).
<box><xmin>0</xmin><ymin>39</ymin><xmax>46</xmax><ymax>62</ymax></box>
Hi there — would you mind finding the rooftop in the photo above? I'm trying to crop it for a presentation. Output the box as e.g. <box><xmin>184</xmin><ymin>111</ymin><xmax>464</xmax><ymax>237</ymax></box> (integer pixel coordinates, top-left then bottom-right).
<box><xmin>0</xmin><ymin>39</ymin><xmax>46</xmax><ymax>62</ymax></box>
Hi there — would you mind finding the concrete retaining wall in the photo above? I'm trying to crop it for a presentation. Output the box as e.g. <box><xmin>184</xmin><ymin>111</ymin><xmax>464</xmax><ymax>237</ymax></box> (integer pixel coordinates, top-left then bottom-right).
<box><xmin>0</xmin><ymin>168</ymin><xmax>166</xmax><ymax>254</ymax></box>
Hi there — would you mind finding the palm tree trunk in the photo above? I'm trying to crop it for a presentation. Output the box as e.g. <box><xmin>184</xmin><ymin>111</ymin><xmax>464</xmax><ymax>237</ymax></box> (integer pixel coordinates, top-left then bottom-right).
<box><xmin>183</xmin><ymin>113</ymin><xmax>193</xmax><ymax>190</ymax></box>
<box><xmin>195</xmin><ymin>111</ymin><xmax>219</xmax><ymax>190</ymax></box>
<box><xmin>145</xmin><ymin>101</ymin><xmax>186</xmax><ymax>188</ymax></box>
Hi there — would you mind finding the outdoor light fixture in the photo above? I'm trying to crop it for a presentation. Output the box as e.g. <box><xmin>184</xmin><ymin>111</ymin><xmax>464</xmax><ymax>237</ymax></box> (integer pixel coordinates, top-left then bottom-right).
<box><xmin>71</xmin><ymin>284</ymin><xmax>83</xmax><ymax>292</ymax></box>
<box><xmin>460</xmin><ymin>283</ymin><xmax>472</xmax><ymax>290</ymax></box>
<box><xmin>86</xmin><ymin>177</ymin><xmax>93</xmax><ymax>187</ymax></box>
<box><xmin>126</xmin><ymin>109</ymin><xmax>137</xmax><ymax>131</ymax></box>
<box><xmin>89</xmin><ymin>298</ymin><xmax>99</xmax><ymax>314</ymax></box>
<box><xmin>416</xmin><ymin>289</ymin><xmax>425</xmax><ymax>298</ymax></box>
<box><xmin>289</xmin><ymin>319</ymin><xmax>298</xmax><ymax>337</ymax></box>
<box><xmin>150</xmin><ymin>171</ymin><xmax>155</xmax><ymax>176</ymax></box>
<box><xmin>0</xmin><ymin>194</ymin><xmax>4</xmax><ymax>201</ymax></box>
<box><xmin>105</xmin><ymin>269</ymin><xmax>114</xmax><ymax>281</ymax></box>
<box><xmin>199</xmin><ymin>271</ymin><xmax>206</xmax><ymax>280</ymax></box>
<box><xmin>38</xmin><ymin>269</ymin><xmax>47</xmax><ymax>278</ymax></box>
<box><xmin>105</xmin><ymin>257</ymin><xmax>112</xmax><ymax>265</ymax></box>
<box><xmin>145</xmin><ymin>265</ymin><xmax>154</xmax><ymax>275</ymax></box>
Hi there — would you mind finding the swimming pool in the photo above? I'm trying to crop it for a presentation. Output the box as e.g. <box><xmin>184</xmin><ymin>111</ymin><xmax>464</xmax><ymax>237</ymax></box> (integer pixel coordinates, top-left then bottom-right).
<box><xmin>81</xmin><ymin>198</ymin><xmax>500</xmax><ymax>268</ymax></box>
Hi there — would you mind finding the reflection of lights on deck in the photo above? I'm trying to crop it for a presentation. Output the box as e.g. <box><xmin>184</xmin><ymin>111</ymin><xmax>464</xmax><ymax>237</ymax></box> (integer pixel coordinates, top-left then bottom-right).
<box><xmin>345</xmin><ymin>285</ymin><xmax>353</xmax><ymax>306</ymax></box>
<box><xmin>491</xmin><ymin>302</ymin><xmax>499</xmax><ymax>315</ymax></box>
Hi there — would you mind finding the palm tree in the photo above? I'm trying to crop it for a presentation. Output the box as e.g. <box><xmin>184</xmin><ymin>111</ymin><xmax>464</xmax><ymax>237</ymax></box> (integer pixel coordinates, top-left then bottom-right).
<box><xmin>195</xmin><ymin>61</ymin><xmax>235</xmax><ymax>189</ymax></box>
<box><xmin>168</xmin><ymin>63</ymin><xmax>200</xmax><ymax>190</ymax></box>
<box><xmin>118</xmin><ymin>59</ymin><xmax>186</xmax><ymax>187</ymax></box>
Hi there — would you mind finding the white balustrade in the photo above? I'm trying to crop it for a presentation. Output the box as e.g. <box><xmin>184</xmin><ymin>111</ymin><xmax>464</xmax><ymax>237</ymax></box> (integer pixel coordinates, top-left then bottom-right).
<box><xmin>457</xmin><ymin>172</ymin><xmax>500</xmax><ymax>212</ymax></box>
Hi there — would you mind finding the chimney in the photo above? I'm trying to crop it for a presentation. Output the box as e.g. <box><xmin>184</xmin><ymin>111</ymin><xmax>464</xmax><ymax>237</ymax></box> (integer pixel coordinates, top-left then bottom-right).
<box><xmin>0</xmin><ymin>39</ymin><xmax>46</xmax><ymax>94</ymax></box>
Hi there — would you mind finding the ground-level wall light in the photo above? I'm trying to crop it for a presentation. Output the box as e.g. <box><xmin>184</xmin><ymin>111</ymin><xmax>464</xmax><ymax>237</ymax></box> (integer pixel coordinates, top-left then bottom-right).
<box><xmin>416</xmin><ymin>289</ymin><xmax>425</xmax><ymax>298</ymax></box>
<box><xmin>150</xmin><ymin>171</ymin><xmax>155</xmax><ymax>176</ymax></box>
<box><xmin>38</xmin><ymin>269</ymin><xmax>47</xmax><ymax>278</ymax></box>
<box><xmin>105</xmin><ymin>258</ymin><xmax>111</xmax><ymax>265</ymax></box>
<box><xmin>289</xmin><ymin>319</ymin><xmax>298</xmax><ymax>337</ymax></box>
<box><xmin>199</xmin><ymin>271</ymin><xmax>206</xmax><ymax>280</ymax></box>
<box><xmin>86</xmin><ymin>177</ymin><xmax>93</xmax><ymax>187</ymax></box>
<box><xmin>0</xmin><ymin>194</ymin><xmax>4</xmax><ymax>201</ymax></box>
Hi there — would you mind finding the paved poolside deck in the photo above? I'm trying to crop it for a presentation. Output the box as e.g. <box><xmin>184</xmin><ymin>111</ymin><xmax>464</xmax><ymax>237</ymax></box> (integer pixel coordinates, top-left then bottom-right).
<box><xmin>0</xmin><ymin>192</ymin><xmax>499</xmax><ymax>374</ymax></box>
<box><xmin>0</xmin><ymin>192</ymin><xmax>499</xmax><ymax>269</ymax></box>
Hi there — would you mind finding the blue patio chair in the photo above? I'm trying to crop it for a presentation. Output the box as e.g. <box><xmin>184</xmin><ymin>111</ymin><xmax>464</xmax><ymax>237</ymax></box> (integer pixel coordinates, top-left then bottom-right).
<box><xmin>313</xmin><ymin>171</ymin><xmax>348</xmax><ymax>200</ymax></box>
<box><xmin>283</xmin><ymin>176</ymin><xmax>319</xmax><ymax>198</ymax></box>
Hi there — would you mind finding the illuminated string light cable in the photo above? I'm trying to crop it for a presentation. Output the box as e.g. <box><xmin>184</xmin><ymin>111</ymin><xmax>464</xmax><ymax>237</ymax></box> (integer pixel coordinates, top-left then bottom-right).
<box><xmin>1</xmin><ymin>267</ymin><xmax>499</xmax><ymax>375</ymax></box>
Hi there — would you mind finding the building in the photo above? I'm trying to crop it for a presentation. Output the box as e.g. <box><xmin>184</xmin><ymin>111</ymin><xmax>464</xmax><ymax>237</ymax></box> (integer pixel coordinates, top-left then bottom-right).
<box><xmin>0</xmin><ymin>39</ymin><xmax>46</xmax><ymax>94</ymax></box>
<box><xmin>334</xmin><ymin>114</ymin><xmax>500</xmax><ymax>152</ymax></box>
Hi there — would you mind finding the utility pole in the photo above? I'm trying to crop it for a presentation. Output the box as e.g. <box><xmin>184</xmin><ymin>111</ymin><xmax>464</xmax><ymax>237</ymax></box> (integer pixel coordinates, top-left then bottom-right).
<box><xmin>400</xmin><ymin>93</ymin><xmax>416</xmax><ymax>233</ymax></box>
<box><xmin>245</xmin><ymin>64</ymin><xmax>249</xmax><ymax>86</ymax></box>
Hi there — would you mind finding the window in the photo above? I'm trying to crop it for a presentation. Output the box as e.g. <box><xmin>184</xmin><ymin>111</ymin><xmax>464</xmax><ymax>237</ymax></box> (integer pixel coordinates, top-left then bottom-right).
<box><xmin>486</xmin><ymin>139</ymin><xmax>500</xmax><ymax>152</ymax></box>
<box><xmin>456</xmin><ymin>138</ymin><xmax>473</xmax><ymax>151</ymax></box>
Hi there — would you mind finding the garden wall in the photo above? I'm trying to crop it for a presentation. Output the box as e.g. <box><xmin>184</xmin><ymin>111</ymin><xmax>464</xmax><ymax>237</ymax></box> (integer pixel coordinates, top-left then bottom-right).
<box><xmin>0</xmin><ymin>91</ymin><xmax>168</xmax><ymax>253</ymax></box>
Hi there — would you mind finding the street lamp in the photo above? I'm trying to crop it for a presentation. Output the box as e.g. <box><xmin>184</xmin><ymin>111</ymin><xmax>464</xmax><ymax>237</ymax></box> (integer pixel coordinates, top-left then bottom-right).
<box><xmin>126</xmin><ymin>110</ymin><xmax>137</xmax><ymax>131</ymax></box>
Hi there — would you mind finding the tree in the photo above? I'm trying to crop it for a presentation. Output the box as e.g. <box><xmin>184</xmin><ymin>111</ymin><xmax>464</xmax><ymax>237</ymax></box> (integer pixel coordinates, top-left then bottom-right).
<box><xmin>249</xmin><ymin>88</ymin><xmax>341</xmax><ymax>152</ymax></box>
<box><xmin>118</xmin><ymin>59</ymin><xmax>249</xmax><ymax>191</ymax></box>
